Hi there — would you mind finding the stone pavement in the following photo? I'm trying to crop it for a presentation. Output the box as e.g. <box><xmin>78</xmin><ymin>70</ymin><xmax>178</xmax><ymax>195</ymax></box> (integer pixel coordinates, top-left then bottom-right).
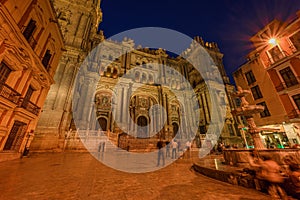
<box><xmin>0</xmin><ymin>152</ymin><xmax>271</xmax><ymax>200</ymax></box>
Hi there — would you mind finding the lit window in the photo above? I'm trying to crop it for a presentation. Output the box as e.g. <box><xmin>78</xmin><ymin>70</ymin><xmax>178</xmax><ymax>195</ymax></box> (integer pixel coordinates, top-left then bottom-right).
<box><xmin>268</xmin><ymin>46</ymin><xmax>285</xmax><ymax>63</ymax></box>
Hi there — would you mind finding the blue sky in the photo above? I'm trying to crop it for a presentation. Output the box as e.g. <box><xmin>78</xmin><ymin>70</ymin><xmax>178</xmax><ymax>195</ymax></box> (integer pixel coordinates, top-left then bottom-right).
<box><xmin>99</xmin><ymin>0</ymin><xmax>300</xmax><ymax>83</ymax></box>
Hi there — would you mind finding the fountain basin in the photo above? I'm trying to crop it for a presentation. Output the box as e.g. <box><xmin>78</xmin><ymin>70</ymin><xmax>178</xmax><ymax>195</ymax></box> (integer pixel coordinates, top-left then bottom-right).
<box><xmin>223</xmin><ymin>148</ymin><xmax>300</xmax><ymax>168</ymax></box>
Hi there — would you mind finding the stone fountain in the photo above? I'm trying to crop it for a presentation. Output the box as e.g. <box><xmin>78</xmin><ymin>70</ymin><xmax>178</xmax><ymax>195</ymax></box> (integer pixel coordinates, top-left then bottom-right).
<box><xmin>193</xmin><ymin>86</ymin><xmax>300</xmax><ymax>198</ymax></box>
<box><xmin>223</xmin><ymin>86</ymin><xmax>300</xmax><ymax>167</ymax></box>
<box><xmin>231</xmin><ymin>86</ymin><xmax>265</xmax><ymax>149</ymax></box>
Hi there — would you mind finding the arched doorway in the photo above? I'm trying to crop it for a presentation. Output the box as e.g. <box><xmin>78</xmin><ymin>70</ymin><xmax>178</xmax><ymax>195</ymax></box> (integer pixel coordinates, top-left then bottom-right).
<box><xmin>137</xmin><ymin>116</ymin><xmax>148</xmax><ymax>138</ymax></box>
<box><xmin>98</xmin><ymin>117</ymin><xmax>107</xmax><ymax>131</ymax></box>
<box><xmin>172</xmin><ymin>122</ymin><xmax>179</xmax><ymax>138</ymax></box>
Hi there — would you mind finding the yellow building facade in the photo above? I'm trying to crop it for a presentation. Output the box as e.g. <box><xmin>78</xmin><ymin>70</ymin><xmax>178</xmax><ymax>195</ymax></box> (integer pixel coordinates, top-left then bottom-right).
<box><xmin>233</xmin><ymin>11</ymin><xmax>300</xmax><ymax>148</ymax></box>
<box><xmin>0</xmin><ymin>0</ymin><xmax>64</xmax><ymax>161</ymax></box>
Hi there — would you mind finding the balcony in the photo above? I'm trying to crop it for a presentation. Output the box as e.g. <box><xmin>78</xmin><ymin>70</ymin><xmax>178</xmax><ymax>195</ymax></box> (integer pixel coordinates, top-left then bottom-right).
<box><xmin>274</xmin><ymin>78</ymin><xmax>299</xmax><ymax>92</ymax></box>
<box><xmin>18</xmin><ymin>98</ymin><xmax>41</xmax><ymax>116</ymax></box>
<box><xmin>275</xmin><ymin>82</ymin><xmax>285</xmax><ymax>92</ymax></box>
<box><xmin>288</xmin><ymin>109</ymin><xmax>300</xmax><ymax>119</ymax></box>
<box><xmin>268</xmin><ymin>51</ymin><xmax>287</xmax><ymax>65</ymax></box>
<box><xmin>0</xmin><ymin>82</ymin><xmax>21</xmax><ymax>104</ymax></box>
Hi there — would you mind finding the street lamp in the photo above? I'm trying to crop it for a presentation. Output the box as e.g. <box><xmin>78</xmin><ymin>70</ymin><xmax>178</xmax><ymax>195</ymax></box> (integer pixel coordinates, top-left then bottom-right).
<box><xmin>268</xmin><ymin>38</ymin><xmax>278</xmax><ymax>46</ymax></box>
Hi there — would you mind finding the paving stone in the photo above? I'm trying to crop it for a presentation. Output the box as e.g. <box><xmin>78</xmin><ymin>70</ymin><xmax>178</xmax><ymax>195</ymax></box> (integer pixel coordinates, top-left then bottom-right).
<box><xmin>0</xmin><ymin>152</ymin><xmax>271</xmax><ymax>200</ymax></box>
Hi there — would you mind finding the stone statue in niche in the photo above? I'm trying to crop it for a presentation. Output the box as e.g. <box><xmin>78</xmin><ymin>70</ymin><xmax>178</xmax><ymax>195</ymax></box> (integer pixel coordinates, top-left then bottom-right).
<box><xmin>101</xmin><ymin>96</ymin><xmax>110</xmax><ymax>107</ymax></box>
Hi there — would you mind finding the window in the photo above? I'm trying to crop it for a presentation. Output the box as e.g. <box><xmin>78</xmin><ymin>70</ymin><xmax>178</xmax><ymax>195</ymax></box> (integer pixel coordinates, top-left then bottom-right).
<box><xmin>251</xmin><ymin>85</ymin><xmax>263</xmax><ymax>100</ymax></box>
<box><xmin>279</xmin><ymin>67</ymin><xmax>298</xmax><ymax>87</ymax></box>
<box><xmin>292</xmin><ymin>94</ymin><xmax>300</xmax><ymax>110</ymax></box>
<box><xmin>227</xmin><ymin>124</ymin><xmax>235</xmax><ymax>136</ymax></box>
<box><xmin>23</xmin><ymin>19</ymin><xmax>36</xmax><ymax>41</ymax></box>
<box><xmin>42</xmin><ymin>50</ymin><xmax>52</xmax><ymax>69</ymax></box>
<box><xmin>257</xmin><ymin>102</ymin><xmax>271</xmax><ymax>118</ymax></box>
<box><xmin>199</xmin><ymin>125</ymin><xmax>206</xmax><ymax>134</ymax></box>
<box><xmin>268</xmin><ymin>46</ymin><xmax>285</xmax><ymax>63</ymax></box>
<box><xmin>23</xmin><ymin>86</ymin><xmax>34</xmax><ymax>104</ymax></box>
<box><xmin>235</xmin><ymin>98</ymin><xmax>241</xmax><ymax>107</ymax></box>
<box><xmin>0</xmin><ymin>62</ymin><xmax>12</xmax><ymax>83</ymax></box>
<box><xmin>289</xmin><ymin>31</ymin><xmax>300</xmax><ymax>50</ymax></box>
<box><xmin>245</xmin><ymin>71</ymin><xmax>256</xmax><ymax>85</ymax></box>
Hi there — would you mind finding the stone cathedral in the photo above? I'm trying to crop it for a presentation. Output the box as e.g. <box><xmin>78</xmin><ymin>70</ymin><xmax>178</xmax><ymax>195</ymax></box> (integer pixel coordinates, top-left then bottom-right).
<box><xmin>31</xmin><ymin>0</ymin><xmax>241</xmax><ymax>151</ymax></box>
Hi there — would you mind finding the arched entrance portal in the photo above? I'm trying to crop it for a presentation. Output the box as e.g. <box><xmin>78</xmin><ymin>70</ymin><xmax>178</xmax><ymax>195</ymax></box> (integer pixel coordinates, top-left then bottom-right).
<box><xmin>137</xmin><ymin>116</ymin><xmax>148</xmax><ymax>138</ymax></box>
<box><xmin>172</xmin><ymin>122</ymin><xmax>179</xmax><ymax>138</ymax></box>
<box><xmin>98</xmin><ymin>117</ymin><xmax>107</xmax><ymax>131</ymax></box>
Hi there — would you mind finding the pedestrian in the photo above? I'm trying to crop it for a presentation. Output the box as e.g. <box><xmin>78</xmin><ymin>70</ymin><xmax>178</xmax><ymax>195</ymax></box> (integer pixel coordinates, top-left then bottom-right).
<box><xmin>171</xmin><ymin>140</ymin><xmax>178</xmax><ymax>159</ymax></box>
<box><xmin>177</xmin><ymin>140</ymin><xmax>181</xmax><ymax>153</ymax></box>
<box><xmin>165</xmin><ymin>141</ymin><xmax>170</xmax><ymax>158</ymax></box>
<box><xmin>98</xmin><ymin>141</ymin><xmax>102</xmax><ymax>152</ymax></box>
<box><xmin>249</xmin><ymin>154</ymin><xmax>287</xmax><ymax>199</ymax></box>
<box><xmin>283</xmin><ymin>155</ymin><xmax>300</xmax><ymax>199</ymax></box>
<box><xmin>185</xmin><ymin>140</ymin><xmax>191</xmax><ymax>159</ymax></box>
<box><xmin>157</xmin><ymin>140</ymin><xmax>165</xmax><ymax>166</ymax></box>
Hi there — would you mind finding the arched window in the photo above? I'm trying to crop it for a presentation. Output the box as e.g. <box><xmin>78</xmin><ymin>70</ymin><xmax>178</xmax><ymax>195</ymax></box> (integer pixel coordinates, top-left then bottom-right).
<box><xmin>135</xmin><ymin>71</ymin><xmax>140</xmax><ymax>82</ymax></box>
<box><xmin>112</xmin><ymin>68</ymin><xmax>118</xmax><ymax>78</ymax></box>
<box><xmin>141</xmin><ymin>73</ymin><xmax>147</xmax><ymax>83</ymax></box>
<box><xmin>149</xmin><ymin>74</ymin><xmax>154</xmax><ymax>83</ymax></box>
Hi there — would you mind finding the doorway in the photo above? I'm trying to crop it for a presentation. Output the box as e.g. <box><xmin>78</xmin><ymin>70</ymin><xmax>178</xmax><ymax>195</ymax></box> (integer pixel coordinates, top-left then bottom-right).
<box><xmin>4</xmin><ymin>121</ymin><xmax>27</xmax><ymax>151</ymax></box>
<box><xmin>137</xmin><ymin>116</ymin><xmax>148</xmax><ymax>138</ymax></box>
<box><xmin>172</xmin><ymin>122</ymin><xmax>179</xmax><ymax>138</ymax></box>
<box><xmin>98</xmin><ymin>117</ymin><xmax>107</xmax><ymax>131</ymax></box>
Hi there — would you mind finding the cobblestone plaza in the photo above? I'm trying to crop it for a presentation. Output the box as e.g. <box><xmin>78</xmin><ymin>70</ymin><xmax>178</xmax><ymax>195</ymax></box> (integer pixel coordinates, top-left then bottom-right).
<box><xmin>0</xmin><ymin>152</ymin><xmax>270</xmax><ymax>200</ymax></box>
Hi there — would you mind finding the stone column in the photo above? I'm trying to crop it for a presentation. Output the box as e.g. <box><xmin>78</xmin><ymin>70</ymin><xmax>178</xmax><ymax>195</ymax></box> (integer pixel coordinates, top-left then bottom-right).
<box><xmin>82</xmin><ymin>78</ymin><xmax>96</xmax><ymax>129</ymax></box>
<box><xmin>116</xmin><ymin>86</ymin><xmax>123</xmax><ymax>123</ymax></box>
<box><xmin>122</xmin><ymin>86</ymin><xmax>128</xmax><ymax>129</ymax></box>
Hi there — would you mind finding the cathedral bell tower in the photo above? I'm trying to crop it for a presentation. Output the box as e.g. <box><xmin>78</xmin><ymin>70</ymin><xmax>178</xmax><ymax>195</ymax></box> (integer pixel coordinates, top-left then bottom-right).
<box><xmin>31</xmin><ymin>0</ymin><xmax>104</xmax><ymax>150</ymax></box>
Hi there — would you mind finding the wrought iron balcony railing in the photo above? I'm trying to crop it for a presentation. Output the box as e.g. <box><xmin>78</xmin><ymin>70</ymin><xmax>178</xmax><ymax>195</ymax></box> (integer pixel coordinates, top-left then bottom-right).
<box><xmin>18</xmin><ymin>98</ymin><xmax>41</xmax><ymax>116</ymax></box>
<box><xmin>275</xmin><ymin>78</ymin><xmax>299</xmax><ymax>92</ymax></box>
<box><xmin>0</xmin><ymin>82</ymin><xmax>21</xmax><ymax>104</ymax></box>
<box><xmin>288</xmin><ymin>109</ymin><xmax>300</xmax><ymax>119</ymax></box>
<box><xmin>275</xmin><ymin>82</ymin><xmax>285</xmax><ymax>92</ymax></box>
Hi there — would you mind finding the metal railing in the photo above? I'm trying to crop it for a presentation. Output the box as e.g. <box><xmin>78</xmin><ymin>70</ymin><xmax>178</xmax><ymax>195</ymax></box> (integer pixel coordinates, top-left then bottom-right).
<box><xmin>18</xmin><ymin>98</ymin><xmax>41</xmax><ymax>116</ymax></box>
<box><xmin>275</xmin><ymin>82</ymin><xmax>285</xmax><ymax>92</ymax></box>
<box><xmin>288</xmin><ymin>109</ymin><xmax>300</xmax><ymax>119</ymax></box>
<box><xmin>0</xmin><ymin>82</ymin><xmax>21</xmax><ymax>104</ymax></box>
<box><xmin>275</xmin><ymin>77</ymin><xmax>299</xmax><ymax>92</ymax></box>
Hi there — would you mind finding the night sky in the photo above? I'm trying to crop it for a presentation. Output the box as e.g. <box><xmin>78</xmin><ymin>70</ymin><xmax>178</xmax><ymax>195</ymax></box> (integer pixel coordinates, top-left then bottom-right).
<box><xmin>100</xmin><ymin>0</ymin><xmax>300</xmax><ymax>83</ymax></box>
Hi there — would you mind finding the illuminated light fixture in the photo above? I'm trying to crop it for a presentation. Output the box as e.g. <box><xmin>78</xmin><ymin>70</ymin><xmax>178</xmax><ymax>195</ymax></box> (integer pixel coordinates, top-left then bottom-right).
<box><xmin>268</xmin><ymin>38</ymin><xmax>278</xmax><ymax>45</ymax></box>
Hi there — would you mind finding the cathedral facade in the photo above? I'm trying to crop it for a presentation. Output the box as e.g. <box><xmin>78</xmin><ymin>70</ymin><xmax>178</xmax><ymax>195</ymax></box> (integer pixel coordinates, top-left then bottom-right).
<box><xmin>32</xmin><ymin>0</ymin><xmax>241</xmax><ymax>151</ymax></box>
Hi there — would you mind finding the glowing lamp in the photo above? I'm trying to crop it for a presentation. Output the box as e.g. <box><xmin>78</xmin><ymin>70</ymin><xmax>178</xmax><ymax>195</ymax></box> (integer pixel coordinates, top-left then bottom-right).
<box><xmin>268</xmin><ymin>38</ymin><xmax>278</xmax><ymax>45</ymax></box>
